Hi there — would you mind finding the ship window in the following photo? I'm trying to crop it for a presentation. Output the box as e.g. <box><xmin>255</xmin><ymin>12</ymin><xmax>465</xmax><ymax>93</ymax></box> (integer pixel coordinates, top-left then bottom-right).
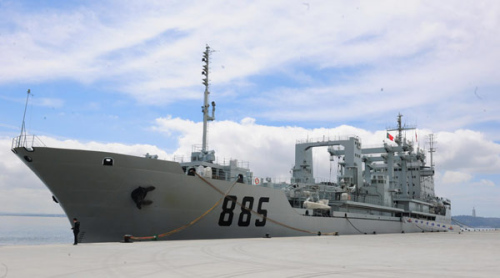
<box><xmin>103</xmin><ymin>157</ymin><xmax>114</xmax><ymax>166</ymax></box>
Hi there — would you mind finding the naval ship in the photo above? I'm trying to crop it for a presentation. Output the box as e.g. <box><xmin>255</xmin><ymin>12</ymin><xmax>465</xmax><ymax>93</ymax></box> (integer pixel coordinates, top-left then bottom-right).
<box><xmin>12</xmin><ymin>46</ymin><xmax>455</xmax><ymax>242</ymax></box>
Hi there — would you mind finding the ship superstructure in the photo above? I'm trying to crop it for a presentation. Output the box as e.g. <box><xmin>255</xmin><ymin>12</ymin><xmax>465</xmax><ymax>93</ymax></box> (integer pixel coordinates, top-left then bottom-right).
<box><xmin>281</xmin><ymin>114</ymin><xmax>450</xmax><ymax>221</ymax></box>
<box><xmin>11</xmin><ymin>46</ymin><xmax>455</xmax><ymax>243</ymax></box>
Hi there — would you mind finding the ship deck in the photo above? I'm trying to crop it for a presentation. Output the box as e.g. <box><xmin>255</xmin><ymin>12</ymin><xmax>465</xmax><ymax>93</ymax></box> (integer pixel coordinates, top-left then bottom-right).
<box><xmin>1</xmin><ymin>231</ymin><xmax>498</xmax><ymax>277</ymax></box>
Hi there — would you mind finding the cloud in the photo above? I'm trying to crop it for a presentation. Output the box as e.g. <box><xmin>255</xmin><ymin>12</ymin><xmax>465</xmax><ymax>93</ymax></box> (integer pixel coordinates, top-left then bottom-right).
<box><xmin>2</xmin><ymin>116</ymin><xmax>500</xmax><ymax>216</ymax></box>
<box><xmin>152</xmin><ymin>117</ymin><xmax>500</xmax><ymax>216</ymax></box>
<box><xmin>37</xmin><ymin>136</ymin><xmax>170</xmax><ymax>159</ymax></box>
<box><xmin>152</xmin><ymin>117</ymin><xmax>500</xmax><ymax>178</ymax></box>
<box><xmin>472</xmin><ymin>179</ymin><xmax>495</xmax><ymax>187</ymax></box>
<box><xmin>0</xmin><ymin>1</ymin><xmax>499</xmax><ymax>147</ymax></box>
<box><xmin>153</xmin><ymin>116</ymin><xmax>381</xmax><ymax>180</ymax></box>
<box><xmin>439</xmin><ymin>171</ymin><xmax>472</xmax><ymax>185</ymax></box>
<box><xmin>0</xmin><ymin>137</ymin><xmax>61</xmax><ymax>214</ymax></box>
<box><xmin>1</xmin><ymin>1</ymin><xmax>500</xmax><ymax>217</ymax></box>
<box><xmin>0</xmin><ymin>135</ymin><xmax>168</xmax><ymax>214</ymax></box>
<box><xmin>1</xmin><ymin>1</ymin><xmax>499</xmax><ymax>119</ymax></box>
<box><xmin>434</xmin><ymin>129</ymin><xmax>500</xmax><ymax>173</ymax></box>
<box><xmin>34</xmin><ymin>97</ymin><xmax>64</xmax><ymax>108</ymax></box>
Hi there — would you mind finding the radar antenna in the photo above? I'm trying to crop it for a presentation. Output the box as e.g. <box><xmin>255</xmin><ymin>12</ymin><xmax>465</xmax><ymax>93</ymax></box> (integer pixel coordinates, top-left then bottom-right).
<box><xmin>387</xmin><ymin>113</ymin><xmax>415</xmax><ymax>147</ymax></box>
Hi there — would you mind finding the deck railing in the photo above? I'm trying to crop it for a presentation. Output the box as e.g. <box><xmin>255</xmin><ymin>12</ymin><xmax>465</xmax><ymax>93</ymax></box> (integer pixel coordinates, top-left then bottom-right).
<box><xmin>11</xmin><ymin>135</ymin><xmax>46</xmax><ymax>150</ymax></box>
<box><xmin>296</xmin><ymin>135</ymin><xmax>361</xmax><ymax>144</ymax></box>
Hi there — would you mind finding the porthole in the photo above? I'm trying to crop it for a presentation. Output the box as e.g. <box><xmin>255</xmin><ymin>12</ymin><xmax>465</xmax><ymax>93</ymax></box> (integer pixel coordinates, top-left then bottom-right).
<box><xmin>24</xmin><ymin>155</ymin><xmax>32</xmax><ymax>162</ymax></box>
<box><xmin>103</xmin><ymin>157</ymin><xmax>113</xmax><ymax>166</ymax></box>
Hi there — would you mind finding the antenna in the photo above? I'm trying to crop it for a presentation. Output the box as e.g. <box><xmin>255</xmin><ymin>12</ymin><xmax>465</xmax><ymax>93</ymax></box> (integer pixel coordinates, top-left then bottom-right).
<box><xmin>428</xmin><ymin>134</ymin><xmax>437</xmax><ymax>168</ymax></box>
<box><xmin>387</xmin><ymin>113</ymin><xmax>416</xmax><ymax>147</ymax></box>
<box><xmin>19</xmin><ymin>89</ymin><xmax>31</xmax><ymax>148</ymax></box>
<box><xmin>201</xmin><ymin>45</ymin><xmax>215</xmax><ymax>153</ymax></box>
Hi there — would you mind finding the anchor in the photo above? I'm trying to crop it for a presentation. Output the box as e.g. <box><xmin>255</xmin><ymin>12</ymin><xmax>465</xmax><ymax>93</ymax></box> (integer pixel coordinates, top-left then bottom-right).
<box><xmin>131</xmin><ymin>186</ymin><xmax>156</xmax><ymax>209</ymax></box>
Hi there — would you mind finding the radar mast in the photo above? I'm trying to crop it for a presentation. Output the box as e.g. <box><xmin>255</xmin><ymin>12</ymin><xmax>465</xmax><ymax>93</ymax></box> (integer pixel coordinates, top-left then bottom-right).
<box><xmin>387</xmin><ymin>113</ymin><xmax>415</xmax><ymax>147</ymax></box>
<box><xmin>201</xmin><ymin>45</ymin><xmax>215</xmax><ymax>159</ymax></box>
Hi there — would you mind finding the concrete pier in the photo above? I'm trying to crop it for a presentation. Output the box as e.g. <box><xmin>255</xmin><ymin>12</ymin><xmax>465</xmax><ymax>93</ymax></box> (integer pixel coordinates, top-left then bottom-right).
<box><xmin>1</xmin><ymin>231</ymin><xmax>499</xmax><ymax>277</ymax></box>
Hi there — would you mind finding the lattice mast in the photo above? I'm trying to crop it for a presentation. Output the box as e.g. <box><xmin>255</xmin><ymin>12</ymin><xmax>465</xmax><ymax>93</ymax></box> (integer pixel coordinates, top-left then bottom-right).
<box><xmin>201</xmin><ymin>45</ymin><xmax>215</xmax><ymax>153</ymax></box>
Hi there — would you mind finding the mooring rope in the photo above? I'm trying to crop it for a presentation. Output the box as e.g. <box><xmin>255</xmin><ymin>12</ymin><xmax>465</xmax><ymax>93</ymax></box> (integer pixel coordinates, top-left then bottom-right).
<box><xmin>126</xmin><ymin>173</ymin><xmax>338</xmax><ymax>241</ymax></box>
<box><xmin>345</xmin><ymin>216</ymin><xmax>365</xmax><ymax>234</ymax></box>
<box><xmin>451</xmin><ymin>218</ymin><xmax>470</xmax><ymax>229</ymax></box>
<box><xmin>414</xmin><ymin>224</ymin><xmax>426</xmax><ymax>231</ymax></box>
<box><xmin>403</xmin><ymin>217</ymin><xmax>431</xmax><ymax>232</ymax></box>
<box><xmin>194</xmin><ymin>173</ymin><xmax>338</xmax><ymax>236</ymax></box>
<box><xmin>412</xmin><ymin>221</ymin><xmax>426</xmax><ymax>232</ymax></box>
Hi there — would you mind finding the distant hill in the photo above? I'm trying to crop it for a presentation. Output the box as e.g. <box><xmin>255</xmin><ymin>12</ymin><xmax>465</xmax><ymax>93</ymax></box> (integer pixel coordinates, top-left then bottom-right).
<box><xmin>453</xmin><ymin>215</ymin><xmax>500</xmax><ymax>228</ymax></box>
<box><xmin>0</xmin><ymin>212</ymin><xmax>65</xmax><ymax>217</ymax></box>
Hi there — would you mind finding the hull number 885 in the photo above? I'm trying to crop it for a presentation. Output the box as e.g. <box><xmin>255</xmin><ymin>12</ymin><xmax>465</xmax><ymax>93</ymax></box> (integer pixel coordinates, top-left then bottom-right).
<box><xmin>218</xmin><ymin>196</ymin><xmax>269</xmax><ymax>227</ymax></box>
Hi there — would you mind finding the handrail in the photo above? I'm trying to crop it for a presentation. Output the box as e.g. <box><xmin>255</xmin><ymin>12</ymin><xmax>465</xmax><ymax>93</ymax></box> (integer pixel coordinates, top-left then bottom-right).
<box><xmin>296</xmin><ymin>135</ymin><xmax>361</xmax><ymax>144</ymax></box>
<box><xmin>11</xmin><ymin>135</ymin><xmax>46</xmax><ymax>150</ymax></box>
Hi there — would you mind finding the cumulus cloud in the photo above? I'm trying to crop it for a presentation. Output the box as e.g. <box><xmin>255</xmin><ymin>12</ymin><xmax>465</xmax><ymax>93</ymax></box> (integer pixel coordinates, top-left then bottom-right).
<box><xmin>434</xmin><ymin>129</ymin><xmax>500</xmax><ymax>173</ymax></box>
<box><xmin>0</xmin><ymin>136</ymin><xmax>168</xmax><ymax>214</ymax></box>
<box><xmin>439</xmin><ymin>171</ymin><xmax>472</xmax><ymax>185</ymax></box>
<box><xmin>2</xmin><ymin>116</ymin><xmax>500</xmax><ymax>215</ymax></box>
<box><xmin>0</xmin><ymin>137</ymin><xmax>61</xmax><ymax>214</ymax></box>
<box><xmin>153</xmin><ymin>117</ymin><xmax>500</xmax><ymax>178</ymax></box>
<box><xmin>153</xmin><ymin>116</ymin><xmax>383</xmax><ymax>181</ymax></box>
<box><xmin>153</xmin><ymin>117</ymin><xmax>500</xmax><ymax>217</ymax></box>
<box><xmin>36</xmin><ymin>136</ymin><xmax>170</xmax><ymax>159</ymax></box>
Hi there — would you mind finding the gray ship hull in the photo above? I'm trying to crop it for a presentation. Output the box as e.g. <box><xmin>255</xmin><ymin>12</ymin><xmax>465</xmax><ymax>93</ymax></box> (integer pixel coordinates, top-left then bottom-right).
<box><xmin>13</xmin><ymin>146</ymin><xmax>455</xmax><ymax>243</ymax></box>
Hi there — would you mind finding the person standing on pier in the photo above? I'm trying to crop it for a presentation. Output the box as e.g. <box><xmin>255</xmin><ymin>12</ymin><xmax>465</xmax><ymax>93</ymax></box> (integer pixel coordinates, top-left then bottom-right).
<box><xmin>72</xmin><ymin>218</ymin><xmax>80</xmax><ymax>245</ymax></box>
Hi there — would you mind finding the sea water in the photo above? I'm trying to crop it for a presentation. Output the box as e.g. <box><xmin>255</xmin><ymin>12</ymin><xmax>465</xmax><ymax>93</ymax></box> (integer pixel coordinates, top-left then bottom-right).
<box><xmin>0</xmin><ymin>215</ymin><xmax>72</xmax><ymax>246</ymax></box>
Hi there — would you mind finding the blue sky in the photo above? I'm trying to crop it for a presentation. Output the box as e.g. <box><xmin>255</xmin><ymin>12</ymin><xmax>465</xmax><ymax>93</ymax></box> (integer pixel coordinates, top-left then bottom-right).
<box><xmin>1</xmin><ymin>0</ymin><xmax>499</xmax><ymax>217</ymax></box>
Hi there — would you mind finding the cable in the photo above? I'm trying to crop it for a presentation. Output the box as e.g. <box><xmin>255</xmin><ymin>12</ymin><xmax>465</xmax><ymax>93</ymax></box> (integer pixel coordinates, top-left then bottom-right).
<box><xmin>345</xmin><ymin>216</ymin><xmax>365</xmax><ymax>234</ymax></box>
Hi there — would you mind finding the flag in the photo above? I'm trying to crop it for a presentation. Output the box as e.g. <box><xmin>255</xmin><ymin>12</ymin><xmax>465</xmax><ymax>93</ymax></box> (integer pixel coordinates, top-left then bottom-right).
<box><xmin>386</xmin><ymin>132</ymin><xmax>394</xmax><ymax>141</ymax></box>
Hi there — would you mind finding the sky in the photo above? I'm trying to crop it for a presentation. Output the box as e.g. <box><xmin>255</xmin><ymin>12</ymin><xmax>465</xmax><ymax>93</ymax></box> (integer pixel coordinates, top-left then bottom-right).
<box><xmin>0</xmin><ymin>0</ymin><xmax>499</xmax><ymax>217</ymax></box>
